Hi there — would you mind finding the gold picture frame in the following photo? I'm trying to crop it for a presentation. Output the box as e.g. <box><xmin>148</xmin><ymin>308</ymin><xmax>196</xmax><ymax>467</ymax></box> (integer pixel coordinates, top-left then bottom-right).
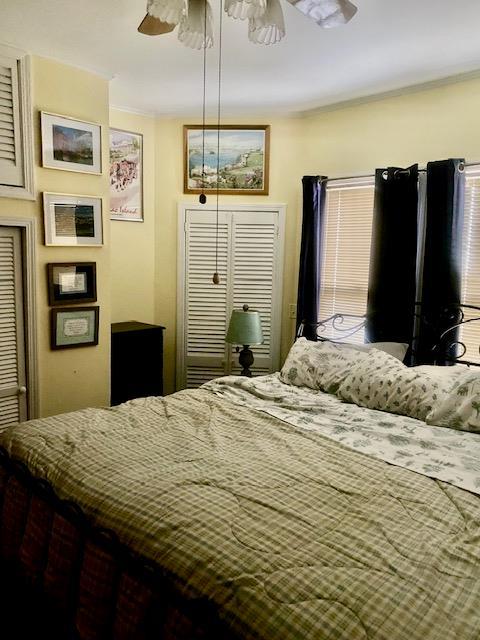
<box><xmin>184</xmin><ymin>124</ymin><xmax>270</xmax><ymax>195</ymax></box>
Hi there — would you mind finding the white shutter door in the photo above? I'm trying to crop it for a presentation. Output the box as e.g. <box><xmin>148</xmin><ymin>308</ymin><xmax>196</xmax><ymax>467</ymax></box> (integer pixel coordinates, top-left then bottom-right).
<box><xmin>229</xmin><ymin>211</ymin><xmax>279</xmax><ymax>375</ymax></box>
<box><xmin>184</xmin><ymin>210</ymin><xmax>230</xmax><ymax>388</ymax></box>
<box><xmin>179</xmin><ymin>206</ymin><xmax>284</xmax><ymax>389</ymax></box>
<box><xmin>0</xmin><ymin>226</ymin><xmax>27</xmax><ymax>425</ymax></box>
<box><xmin>0</xmin><ymin>55</ymin><xmax>23</xmax><ymax>187</ymax></box>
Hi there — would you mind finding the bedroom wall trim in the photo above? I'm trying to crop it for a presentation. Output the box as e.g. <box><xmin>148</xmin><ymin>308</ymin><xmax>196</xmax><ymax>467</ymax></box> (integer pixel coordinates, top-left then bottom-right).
<box><xmin>176</xmin><ymin>202</ymin><xmax>286</xmax><ymax>390</ymax></box>
<box><xmin>0</xmin><ymin>217</ymin><xmax>38</xmax><ymax>419</ymax></box>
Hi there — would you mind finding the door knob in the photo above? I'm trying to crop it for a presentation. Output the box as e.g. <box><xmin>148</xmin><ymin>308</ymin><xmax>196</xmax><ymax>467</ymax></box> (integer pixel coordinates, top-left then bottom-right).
<box><xmin>18</xmin><ymin>386</ymin><xmax>27</xmax><ymax>395</ymax></box>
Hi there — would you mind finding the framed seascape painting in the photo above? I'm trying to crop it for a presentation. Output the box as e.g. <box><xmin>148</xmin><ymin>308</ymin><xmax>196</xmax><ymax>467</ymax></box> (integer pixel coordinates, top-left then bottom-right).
<box><xmin>47</xmin><ymin>262</ymin><xmax>97</xmax><ymax>306</ymax></box>
<box><xmin>184</xmin><ymin>125</ymin><xmax>270</xmax><ymax>195</ymax></box>
<box><xmin>109</xmin><ymin>129</ymin><xmax>143</xmax><ymax>222</ymax></box>
<box><xmin>43</xmin><ymin>193</ymin><xmax>103</xmax><ymax>247</ymax></box>
<box><xmin>41</xmin><ymin>112</ymin><xmax>102</xmax><ymax>174</ymax></box>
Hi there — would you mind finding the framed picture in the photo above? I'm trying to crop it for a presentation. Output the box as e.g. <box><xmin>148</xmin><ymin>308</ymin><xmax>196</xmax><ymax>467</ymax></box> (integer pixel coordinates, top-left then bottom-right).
<box><xmin>51</xmin><ymin>306</ymin><xmax>99</xmax><ymax>350</ymax></box>
<box><xmin>184</xmin><ymin>125</ymin><xmax>270</xmax><ymax>195</ymax></box>
<box><xmin>109</xmin><ymin>129</ymin><xmax>143</xmax><ymax>222</ymax></box>
<box><xmin>47</xmin><ymin>262</ymin><xmax>97</xmax><ymax>306</ymax></box>
<box><xmin>43</xmin><ymin>193</ymin><xmax>103</xmax><ymax>246</ymax></box>
<box><xmin>41</xmin><ymin>112</ymin><xmax>102</xmax><ymax>174</ymax></box>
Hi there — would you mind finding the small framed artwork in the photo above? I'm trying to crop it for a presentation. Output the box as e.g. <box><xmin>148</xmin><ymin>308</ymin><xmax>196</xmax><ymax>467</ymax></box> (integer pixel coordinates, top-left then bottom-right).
<box><xmin>51</xmin><ymin>306</ymin><xmax>99</xmax><ymax>350</ymax></box>
<box><xmin>184</xmin><ymin>124</ymin><xmax>270</xmax><ymax>195</ymax></box>
<box><xmin>110</xmin><ymin>129</ymin><xmax>143</xmax><ymax>222</ymax></box>
<box><xmin>43</xmin><ymin>193</ymin><xmax>103</xmax><ymax>246</ymax></box>
<box><xmin>41</xmin><ymin>112</ymin><xmax>102</xmax><ymax>174</ymax></box>
<box><xmin>47</xmin><ymin>262</ymin><xmax>97</xmax><ymax>306</ymax></box>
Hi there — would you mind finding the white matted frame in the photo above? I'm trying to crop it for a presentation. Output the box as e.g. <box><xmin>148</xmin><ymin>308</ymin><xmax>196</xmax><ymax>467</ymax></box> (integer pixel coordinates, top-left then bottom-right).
<box><xmin>0</xmin><ymin>217</ymin><xmax>38</xmax><ymax>419</ymax></box>
<box><xmin>41</xmin><ymin>112</ymin><xmax>102</xmax><ymax>174</ymax></box>
<box><xmin>43</xmin><ymin>193</ymin><xmax>103</xmax><ymax>247</ymax></box>
<box><xmin>109</xmin><ymin>128</ymin><xmax>143</xmax><ymax>222</ymax></box>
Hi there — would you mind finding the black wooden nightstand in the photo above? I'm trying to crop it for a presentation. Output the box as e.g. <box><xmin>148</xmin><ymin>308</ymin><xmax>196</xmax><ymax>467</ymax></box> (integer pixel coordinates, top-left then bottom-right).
<box><xmin>111</xmin><ymin>321</ymin><xmax>165</xmax><ymax>406</ymax></box>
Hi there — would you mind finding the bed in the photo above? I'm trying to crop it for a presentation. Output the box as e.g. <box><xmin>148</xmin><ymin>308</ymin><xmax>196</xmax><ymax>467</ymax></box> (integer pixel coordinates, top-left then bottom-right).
<box><xmin>1</xmin><ymin>315</ymin><xmax>480</xmax><ymax>639</ymax></box>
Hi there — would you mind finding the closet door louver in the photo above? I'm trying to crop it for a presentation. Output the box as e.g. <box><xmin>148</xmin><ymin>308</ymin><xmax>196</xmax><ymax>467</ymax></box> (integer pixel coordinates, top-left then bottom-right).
<box><xmin>0</xmin><ymin>54</ymin><xmax>23</xmax><ymax>187</ymax></box>
<box><xmin>460</xmin><ymin>175</ymin><xmax>480</xmax><ymax>364</ymax></box>
<box><xmin>319</xmin><ymin>181</ymin><xmax>375</xmax><ymax>343</ymax></box>
<box><xmin>0</xmin><ymin>227</ymin><xmax>27</xmax><ymax>426</ymax></box>
<box><xmin>184</xmin><ymin>211</ymin><xmax>230</xmax><ymax>388</ymax></box>
<box><xmin>230</xmin><ymin>212</ymin><xmax>278</xmax><ymax>376</ymax></box>
<box><xmin>180</xmin><ymin>207</ymin><xmax>283</xmax><ymax>389</ymax></box>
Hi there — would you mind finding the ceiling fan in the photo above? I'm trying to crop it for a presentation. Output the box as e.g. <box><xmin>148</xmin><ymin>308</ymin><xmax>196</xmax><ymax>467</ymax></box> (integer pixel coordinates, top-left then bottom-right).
<box><xmin>138</xmin><ymin>0</ymin><xmax>358</xmax><ymax>47</ymax></box>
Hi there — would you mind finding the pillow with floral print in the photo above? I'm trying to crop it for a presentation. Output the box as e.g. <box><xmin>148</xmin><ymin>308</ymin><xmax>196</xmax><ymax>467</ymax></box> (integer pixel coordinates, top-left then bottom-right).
<box><xmin>279</xmin><ymin>338</ymin><xmax>371</xmax><ymax>393</ymax></box>
<box><xmin>337</xmin><ymin>352</ymin><xmax>461</xmax><ymax>421</ymax></box>
<box><xmin>426</xmin><ymin>370</ymin><xmax>480</xmax><ymax>432</ymax></box>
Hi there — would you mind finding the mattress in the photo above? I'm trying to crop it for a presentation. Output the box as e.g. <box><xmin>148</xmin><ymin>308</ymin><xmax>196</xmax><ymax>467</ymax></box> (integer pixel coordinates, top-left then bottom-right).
<box><xmin>1</xmin><ymin>382</ymin><xmax>480</xmax><ymax>640</ymax></box>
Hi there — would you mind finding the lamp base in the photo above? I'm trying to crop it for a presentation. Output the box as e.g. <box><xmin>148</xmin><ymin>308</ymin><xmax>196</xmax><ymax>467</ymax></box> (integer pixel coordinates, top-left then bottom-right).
<box><xmin>238</xmin><ymin>345</ymin><xmax>254</xmax><ymax>377</ymax></box>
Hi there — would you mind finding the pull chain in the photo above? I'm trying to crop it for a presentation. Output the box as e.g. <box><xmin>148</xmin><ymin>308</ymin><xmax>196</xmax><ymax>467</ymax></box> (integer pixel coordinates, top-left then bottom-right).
<box><xmin>212</xmin><ymin>0</ymin><xmax>223</xmax><ymax>285</ymax></box>
<box><xmin>199</xmin><ymin>0</ymin><xmax>208</xmax><ymax>205</ymax></box>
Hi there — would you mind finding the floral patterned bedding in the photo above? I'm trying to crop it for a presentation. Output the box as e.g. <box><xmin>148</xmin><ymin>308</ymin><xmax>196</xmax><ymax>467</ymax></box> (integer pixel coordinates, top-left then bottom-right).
<box><xmin>204</xmin><ymin>373</ymin><xmax>480</xmax><ymax>495</ymax></box>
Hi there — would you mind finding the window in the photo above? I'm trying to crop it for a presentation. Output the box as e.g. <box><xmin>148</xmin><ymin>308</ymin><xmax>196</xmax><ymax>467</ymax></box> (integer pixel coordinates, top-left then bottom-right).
<box><xmin>0</xmin><ymin>43</ymin><xmax>34</xmax><ymax>199</ymax></box>
<box><xmin>460</xmin><ymin>168</ymin><xmax>480</xmax><ymax>364</ymax></box>
<box><xmin>319</xmin><ymin>178</ymin><xmax>375</xmax><ymax>343</ymax></box>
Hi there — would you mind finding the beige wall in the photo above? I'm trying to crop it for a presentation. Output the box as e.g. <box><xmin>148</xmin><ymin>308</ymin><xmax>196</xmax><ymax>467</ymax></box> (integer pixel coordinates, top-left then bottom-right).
<box><xmin>302</xmin><ymin>77</ymin><xmax>480</xmax><ymax>176</ymax></box>
<box><xmin>110</xmin><ymin>110</ymin><xmax>156</xmax><ymax>325</ymax></box>
<box><xmin>0</xmin><ymin>56</ymin><xmax>110</xmax><ymax>417</ymax></box>
<box><xmin>153</xmin><ymin>117</ymin><xmax>304</xmax><ymax>394</ymax></box>
<box><xmin>113</xmin><ymin>77</ymin><xmax>480</xmax><ymax>394</ymax></box>
<box><xmin>11</xmin><ymin>62</ymin><xmax>479</xmax><ymax>414</ymax></box>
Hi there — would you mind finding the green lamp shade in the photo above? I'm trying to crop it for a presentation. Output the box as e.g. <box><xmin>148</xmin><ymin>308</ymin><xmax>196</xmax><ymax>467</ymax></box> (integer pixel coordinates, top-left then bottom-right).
<box><xmin>226</xmin><ymin>308</ymin><xmax>263</xmax><ymax>346</ymax></box>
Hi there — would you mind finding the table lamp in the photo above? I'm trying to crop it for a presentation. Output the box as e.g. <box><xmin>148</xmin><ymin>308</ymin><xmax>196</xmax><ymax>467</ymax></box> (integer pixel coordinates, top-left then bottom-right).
<box><xmin>226</xmin><ymin>304</ymin><xmax>263</xmax><ymax>377</ymax></box>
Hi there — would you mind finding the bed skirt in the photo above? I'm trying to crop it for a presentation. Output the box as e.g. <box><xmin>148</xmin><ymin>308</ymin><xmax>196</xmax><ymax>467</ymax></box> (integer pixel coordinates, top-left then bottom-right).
<box><xmin>0</xmin><ymin>447</ymin><xmax>236</xmax><ymax>640</ymax></box>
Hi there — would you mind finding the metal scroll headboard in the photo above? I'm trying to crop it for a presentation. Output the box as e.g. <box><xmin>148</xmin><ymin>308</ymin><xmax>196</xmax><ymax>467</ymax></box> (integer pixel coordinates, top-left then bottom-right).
<box><xmin>413</xmin><ymin>302</ymin><xmax>480</xmax><ymax>367</ymax></box>
<box><xmin>297</xmin><ymin>303</ymin><xmax>480</xmax><ymax>367</ymax></box>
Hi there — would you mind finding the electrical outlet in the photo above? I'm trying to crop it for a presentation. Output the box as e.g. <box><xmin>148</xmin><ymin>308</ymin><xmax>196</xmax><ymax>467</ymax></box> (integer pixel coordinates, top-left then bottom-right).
<box><xmin>289</xmin><ymin>304</ymin><xmax>296</xmax><ymax>319</ymax></box>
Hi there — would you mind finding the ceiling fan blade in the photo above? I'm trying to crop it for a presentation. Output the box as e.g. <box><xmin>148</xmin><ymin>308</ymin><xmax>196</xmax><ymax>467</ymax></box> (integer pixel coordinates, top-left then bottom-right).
<box><xmin>138</xmin><ymin>14</ymin><xmax>176</xmax><ymax>35</ymax></box>
<box><xmin>287</xmin><ymin>0</ymin><xmax>357</xmax><ymax>28</ymax></box>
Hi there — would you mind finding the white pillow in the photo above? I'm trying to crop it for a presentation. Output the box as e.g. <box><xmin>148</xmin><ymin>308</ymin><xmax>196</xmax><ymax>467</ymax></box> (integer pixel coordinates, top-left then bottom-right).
<box><xmin>337</xmin><ymin>352</ymin><xmax>463</xmax><ymax>422</ymax></box>
<box><xmin>279</xmin><ymin>338</ymin><xmax>369</xmax><ymax>392</ymax></box>
<box><xmin>426</xmin><ymin>370</ymin><xmax>480</xmax><ymax>433</ymax></box>
<box><xmin>351</xmin><ymin>341</ymin><xmax>408</xmax><ymax>362</ymax></box>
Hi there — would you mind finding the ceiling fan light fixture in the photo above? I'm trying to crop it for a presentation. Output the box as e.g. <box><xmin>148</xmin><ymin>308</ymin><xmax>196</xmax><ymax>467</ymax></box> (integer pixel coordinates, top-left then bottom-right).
<box><xmin>138</xmin><ymin>13</ymin><xmax>176</xmax><ymax>35</ymax></box>
<box><xmin>225</xmin><ymin>0</ymin><xmax>267</xmax><ymax>21</ymax></box>
<box><xmin>178</xmin><ymin>0</ymin><xmax>214</xmax><ymax>49</ymax></box>
<box><xmin>147</xmin><ymin>0</ymin><xmax>186</xmax><ymax>26</ymax></box>
<box><xmin>248</xmin><ymin>0</ymin><xmax>285</xmax><ymax>45</ymax></box>
<box><xmin>287</xmin><ymin>0</ymin><xmax>357</xmax><ymax>28</ymax></box>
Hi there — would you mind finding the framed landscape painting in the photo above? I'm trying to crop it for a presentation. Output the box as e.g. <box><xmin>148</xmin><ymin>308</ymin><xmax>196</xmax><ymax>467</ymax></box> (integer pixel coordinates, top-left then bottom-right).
<box><xmin>43</xmin><ymin>193</ymin><xmax>103</xmax><ymax>246</ymax></box>
<box><xmin>41</xmin><ymin>112</ymin><xmax>102</xmax><ymax>174</ymax></box>
<box><xmin>109</xmin><ymin>129</ymin><xmax>143</xmax><ymax>222</ymax></box>
<box><xmin>184</xmin><ymin>125</ymin><xmax>270</xmax><ymax>195</ymax></box>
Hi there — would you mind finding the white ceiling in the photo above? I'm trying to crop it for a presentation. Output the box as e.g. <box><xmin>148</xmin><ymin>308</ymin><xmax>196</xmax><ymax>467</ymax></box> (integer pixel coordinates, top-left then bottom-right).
<box><xmin>2</xmin><ymin>0</ymin><xmax>480</xmax><ymax>117</ymax></box>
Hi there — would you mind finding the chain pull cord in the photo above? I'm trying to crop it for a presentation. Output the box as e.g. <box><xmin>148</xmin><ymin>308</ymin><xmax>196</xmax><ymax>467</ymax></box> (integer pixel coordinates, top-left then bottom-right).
<box><xmin>199</xmin><ymin>0</ymin><xmax>208</xmax><ymax>205</ymax></box>
<box><xmin>212</xmin><ymin>0</ymin><xmax>223</xmax><ymax>285</ymax></box>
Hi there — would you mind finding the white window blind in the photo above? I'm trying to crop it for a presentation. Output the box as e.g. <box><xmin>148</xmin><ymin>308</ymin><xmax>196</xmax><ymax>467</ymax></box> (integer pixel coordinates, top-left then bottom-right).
<box><xmin>0</xmin><ymin>226</ymin><xmax>27</xmax><ymax>425</ymax></box>
<box><xmin>178</xmin><ymin>206</ymin><xmax>284</xmax><ymax>389</ymax></box>
<box><xmin>319</xmin><ymin>179</ymin><xmax>375</xmax><ymax>343</ymax></box>
<box><xmin>460</xmin><ymin>172</ymin><xmax>480</xmax><ymax>364</ymax></box>
<box><xmin>0</xmin><ymin>53</ymin><xmax>23</xmax><ymax>187</ymax></box>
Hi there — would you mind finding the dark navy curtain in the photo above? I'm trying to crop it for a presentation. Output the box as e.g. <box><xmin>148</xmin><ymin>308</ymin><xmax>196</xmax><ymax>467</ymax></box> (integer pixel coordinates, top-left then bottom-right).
<box><xmin>366</xmin><ymin>166</ymin><xmax>419</xmax><ymax>347</ymax></box>
<box><xmin>296</xmin><ymin>175</ymin><xmax>328</xmax><ymax>340</ymax></box>
<box><xmin>415</xmin><ymin>159</ymin><xmax>465</xmax><ymax>364</ymax></box>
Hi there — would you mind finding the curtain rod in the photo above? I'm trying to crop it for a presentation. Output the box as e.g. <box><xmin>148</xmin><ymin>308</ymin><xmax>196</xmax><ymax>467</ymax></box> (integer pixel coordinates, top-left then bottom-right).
<box><xmin>328</xmin><ymin>161</ymin><xmax>480</xmax><ymax>183</ymax></box>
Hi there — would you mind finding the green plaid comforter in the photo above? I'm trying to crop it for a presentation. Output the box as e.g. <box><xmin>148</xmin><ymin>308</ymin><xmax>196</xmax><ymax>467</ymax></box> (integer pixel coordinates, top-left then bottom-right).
<box><xmin>1</xmin><ymin>389</ymin><xmax>480</xmax><ymax>639</ymax></box>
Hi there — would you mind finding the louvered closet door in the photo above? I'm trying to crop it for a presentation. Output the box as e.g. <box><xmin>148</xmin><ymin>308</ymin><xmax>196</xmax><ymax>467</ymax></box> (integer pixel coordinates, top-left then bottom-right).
<box><xmin>0</xmin><ymin>227</ymin><xmax>27</xmax><ymax>425</ymax></box>
<box><xmin>179</xmin><ymin>207</ymin><xmax>283</xmax><ymax>389</ymax></box>
<box><xmin>229</xmin><ymin>211</ymin><xmax>278</xmax><ymax>376</ymax></box>
<box><xmin>0</xmin><ymin>55</ymin><xmax>23</xmax><ymax>187</ymax></box>
<box><xmin>184</xmin><ymin>211</ymin><xmax>230</xmax><ymax>387</ymax></box>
